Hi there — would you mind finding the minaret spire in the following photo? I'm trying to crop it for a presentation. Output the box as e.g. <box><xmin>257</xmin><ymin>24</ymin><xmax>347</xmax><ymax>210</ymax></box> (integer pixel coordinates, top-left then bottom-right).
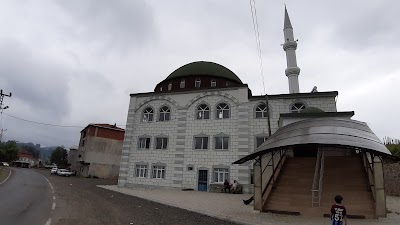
<box><xmin>284</xmin><ymin>6</ymin><xmax>292</xmax><ymax>29</ymax></box>
<box><xmin>283</xmin><ymin>6</ymin><xmax>300</xmax><ymax>93</ymax></box>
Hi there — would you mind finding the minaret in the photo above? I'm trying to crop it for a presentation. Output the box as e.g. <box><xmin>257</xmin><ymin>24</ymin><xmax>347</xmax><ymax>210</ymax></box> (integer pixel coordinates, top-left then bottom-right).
<box><xmin>283</xmin><ymin>7</ymin><xmax>300</xmax><ymax>93</ymax></box>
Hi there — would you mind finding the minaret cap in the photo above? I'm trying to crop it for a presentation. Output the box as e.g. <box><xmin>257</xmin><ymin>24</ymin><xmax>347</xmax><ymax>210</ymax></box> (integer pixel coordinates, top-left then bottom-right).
<box><xmin>284</xmin><ymin>6</ymin><xmax>293</xmax><ymax>29</ymax></box>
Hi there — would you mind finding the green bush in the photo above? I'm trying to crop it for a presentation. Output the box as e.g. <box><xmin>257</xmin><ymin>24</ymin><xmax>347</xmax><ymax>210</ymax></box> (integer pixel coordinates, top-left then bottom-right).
<box><xmin>387</xmin><ymin>144</ymin><xmax>400</xmax><ymax>157</ymax></box>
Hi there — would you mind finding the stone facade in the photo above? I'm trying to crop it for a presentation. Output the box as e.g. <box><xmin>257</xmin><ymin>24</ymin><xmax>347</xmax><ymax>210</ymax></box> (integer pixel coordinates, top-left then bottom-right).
<box><xmin>384</xmin><ymin>162</ymin><xmax>400</xmax><ymax>196</ymax></box>
<box><xmin>118</xmin><ymin>86</ymin><xmax>337</xmax><ymax>193</ymax></box>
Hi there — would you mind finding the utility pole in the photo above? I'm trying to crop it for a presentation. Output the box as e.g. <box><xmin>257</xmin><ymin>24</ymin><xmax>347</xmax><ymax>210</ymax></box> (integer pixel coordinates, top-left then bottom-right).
<box><xmin>265</xmin><ymin>94</ymin><xmax>272</xmax><ymax>137</ymax></box>
<box><xmin>0</xmin><ymin>89</ymin><xmax>12</xmax><ymax>143</ymax></box>
<box><xmin>0</xmin><ymin>89</ymin><xmax>12</xmax><ymax>111</ymax></box>
<box><xmin>0</xmin><ymin>128</ymin><xmax>6</xmax><ymax>142</ymax></box>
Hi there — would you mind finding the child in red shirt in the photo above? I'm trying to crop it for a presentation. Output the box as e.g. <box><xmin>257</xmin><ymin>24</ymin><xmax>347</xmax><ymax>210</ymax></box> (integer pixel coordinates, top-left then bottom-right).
<box><xmin>331</xmin><ymin>195</ymin><xmax>347</xmax><ymax>225</ymax></box>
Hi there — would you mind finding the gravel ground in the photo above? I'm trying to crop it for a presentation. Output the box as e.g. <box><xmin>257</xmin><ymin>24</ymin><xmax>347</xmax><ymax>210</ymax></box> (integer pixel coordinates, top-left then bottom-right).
<box><xmin>100</xmin><ymin>185</ymin><xmax>400</xmax><ymax>225</ymax></box>
<box><xmin>34</xmin><ymin>169</ymin><xmax>400</xmax><ymax>225</ymax></box>
<box><xmin>35</xmin><ymin>169</ymin><xmax>238</xmax><ymax>225</ymax></box>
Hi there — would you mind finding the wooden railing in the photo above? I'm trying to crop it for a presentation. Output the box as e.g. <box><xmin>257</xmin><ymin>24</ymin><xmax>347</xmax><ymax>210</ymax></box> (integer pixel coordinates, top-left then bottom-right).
<box><xmin>362</xmin><ymin>152</ymin><xmax>375</xmax><ymax>200</ymax></box>
<box><xmin>257</xmin><ymin>149</ymin><xmax>288</xmax><ymax>209</ymax></box>
<box><xmin>311</xmin><ymin>149</ymin><xmax>325</xmax><ymax>207</ymax></box>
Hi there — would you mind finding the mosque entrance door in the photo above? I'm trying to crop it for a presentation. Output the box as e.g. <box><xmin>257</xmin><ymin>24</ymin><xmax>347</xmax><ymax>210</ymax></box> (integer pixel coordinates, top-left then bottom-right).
<box><xmin>293</xmin><ymin>144</ymin><xmax>318</xmax><ymax>157</ymax></box>
<box><xmin>198</xmin><ymin>170</ymin><xmax>208</xmax><ymax>191</ymax></box>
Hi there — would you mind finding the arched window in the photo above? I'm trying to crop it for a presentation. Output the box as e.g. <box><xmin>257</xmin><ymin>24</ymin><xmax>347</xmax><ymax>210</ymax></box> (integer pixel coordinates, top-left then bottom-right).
<box><xmin>159</xmin><ymin>106</ymin><xmax>171</xmax><ymax>121</ymax></box>
<box><xmin>180</xmin><ymin>79</ymin><xmax>185</xmax><ymax>88</ymax></box>
<box><xmin>197</xmin><ymin>104</ymin><xmax>210</xmax><ymax>119</ymax></box>
<box><xmin>211</xmin><ymin>80</ymin><xmax>216</xmax><ymax>87</ymax></box>
<box><xmin>216</xmin><ymin>103</ymin><xmax>230</xmax><ymax>119</ymax></box>
<box><xmin>195</xmin><ymin>79</ymin><xmax>201</xmax><ymax>88</ymax></box>
<box><xmin>168</xmin><ymin>83</ymin><xmax>172</xmax><ymax>91</ymax></box>
<box><xmin>159</xmin><ymin>86</ymin><xmax>163</xmax><ymax>92</ymax></box>
<box><xmin>255</xmin><ymin>103</ymin><xmax>269</xmax><ymax>118</ymax></box>
<box><xmin>291</xmin><ymin>102</ymin><xmax>307</xmax><ymax>113</ymax></box>
<box><xmin>143</xmin><ymin>107</ymin><xmax>154</xmax><ymax>122</ymax></box>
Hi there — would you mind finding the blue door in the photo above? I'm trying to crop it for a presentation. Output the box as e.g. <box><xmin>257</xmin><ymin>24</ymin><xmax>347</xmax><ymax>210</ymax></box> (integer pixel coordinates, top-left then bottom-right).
<box><xmin>198</xmin><ymin>170</ymin><xmax>208</xmax><ymax>191</ymax></box>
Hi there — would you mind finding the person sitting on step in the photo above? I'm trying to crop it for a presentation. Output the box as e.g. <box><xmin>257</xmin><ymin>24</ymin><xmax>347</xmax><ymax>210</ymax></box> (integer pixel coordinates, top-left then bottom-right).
<box><xmin>223</xmin><ymin>179</ymin><xmax>231</xmax><ymax>193</ymax></box>
<box><xmin>231</xmin><ymin>180</ymin><xmax>239</xmax><ymax>194</ymax></box>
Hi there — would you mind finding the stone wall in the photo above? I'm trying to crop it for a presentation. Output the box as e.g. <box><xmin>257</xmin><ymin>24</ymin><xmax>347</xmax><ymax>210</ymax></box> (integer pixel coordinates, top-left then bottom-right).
<box><xmin>118</xmin><ymin>87</ymin><xmax>338</xmax><ymax>193</ymax></box>
<box><xmin>384</xmin><ymin>162</ymin><xmax>400</xmax><ymax>196</ymax></box>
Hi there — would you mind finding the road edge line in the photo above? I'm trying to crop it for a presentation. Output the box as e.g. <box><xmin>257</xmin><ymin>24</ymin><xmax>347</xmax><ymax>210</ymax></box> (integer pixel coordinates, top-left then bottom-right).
<box><xmin>39</xmin><ymin>173</ymin><xmax>56</xmax><ymax>225</ymax></box>
<box><xmin>0</xmin><ymin>168</ymin><xmax>12</xmax><ymax>185</ymax></box>
<box><xmin>45</xmin><ymin>218</ymin><xmax>52</xmax><ymax>225</ymax></box>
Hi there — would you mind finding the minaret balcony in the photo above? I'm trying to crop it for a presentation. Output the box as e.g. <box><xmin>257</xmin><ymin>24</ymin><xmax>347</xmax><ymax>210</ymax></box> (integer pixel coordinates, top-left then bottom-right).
<box><xmin>283</xmin><ymin>41</ymin><xmax>297</xmax><ymax>51</ymax></box>
<box><xmin>285</xmin><ymin>67</ymin><xmax>301</xmax><ymax>77</ymax></box>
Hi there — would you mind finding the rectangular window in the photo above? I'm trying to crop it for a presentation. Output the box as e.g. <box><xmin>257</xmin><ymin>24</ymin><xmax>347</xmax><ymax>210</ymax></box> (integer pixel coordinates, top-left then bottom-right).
<box><xmin>136</xmin><ymin>165</ymin><xmax>148</xmax><ymax>178</ymax></box>
<box><xmin>256</xmin><ymin>137</ymin><xmax>268</xmax><ymax>148</ymax></box>
<box><xmin>152</xmin><ymin>165</ymin><xmax>166</xmax><ymax>179</ymax></box>
<box><xmin>215</xmin><ymin>137</ymin><xmax>229</xmax><ymax>149</ymax></box>
<box><xmin>82</xmin><ymin>140</ymin><xmax>85</xmax><ymax>147</ymax></box>
<box><xmin>194</xmin><ymin>137</ymin><xmax>208</xmax><ymax>149</ymax></box>
<box><xmin>139</xmin><ymin>138</ymin><xmax>151</xmax><ymax>149</ymax></box>
<box><xmin>213</xmin><ymin>168</ymin><xmax>229</xmax><ymax>183</ymax></box>
<box><xmin>155</xmin><ymin>137</ymin><xmax>168</xmax><ymax>149</ymax></box>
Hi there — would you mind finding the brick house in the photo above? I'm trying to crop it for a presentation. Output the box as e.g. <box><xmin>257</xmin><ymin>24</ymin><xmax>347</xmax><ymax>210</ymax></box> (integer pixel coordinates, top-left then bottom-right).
<box><xmin>71</xmin><ymin>124</ymin><xmax>125</xmax><ymax>178</ymax></box>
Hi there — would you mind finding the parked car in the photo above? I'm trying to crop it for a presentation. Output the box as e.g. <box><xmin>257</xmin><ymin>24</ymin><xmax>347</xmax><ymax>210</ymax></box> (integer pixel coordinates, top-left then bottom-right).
<box><xmin>56</xmin><ymin>169</ymin><xmax>73</xmax><ymax>177</ymax></box>
<box><xmin>50</xmin><ymin>167</ymin><xmax>58</xmax><ymax>174</ymax></box>
<box><xmin>1</xmin><ymin>162</ymin><xmax>9</xmax><ymax>166</ymax></box>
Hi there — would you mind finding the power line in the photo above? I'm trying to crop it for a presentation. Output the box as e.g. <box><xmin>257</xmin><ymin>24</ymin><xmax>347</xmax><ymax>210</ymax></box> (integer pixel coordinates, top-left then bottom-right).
<box><xmin>2</xmin><ymin>112</ymin><xmax>127</xmax><ymax>129</ymax></box>
<box><xmin>249</xmin><ymin>0</ymin><xmax>266</xmax><ymax>94</ymax></box>
<box><xmin>3</xmin><ymin>113</ymin><xmax>84</xmax><ymax>128</ymax></box>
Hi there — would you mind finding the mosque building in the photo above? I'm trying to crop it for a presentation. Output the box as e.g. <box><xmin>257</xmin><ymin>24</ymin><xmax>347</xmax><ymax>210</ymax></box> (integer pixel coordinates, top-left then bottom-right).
<box><xmin>118</xmin><ymin>8</ymin><xmax>394</xmax><ymax>218</ymax></box>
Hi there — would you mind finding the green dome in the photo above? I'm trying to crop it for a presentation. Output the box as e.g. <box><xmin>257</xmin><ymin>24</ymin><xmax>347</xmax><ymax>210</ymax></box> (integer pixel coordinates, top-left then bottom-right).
<box><xmin>165</xmin><ymin>61</ymin><xmax>242</xmax><ymax>83</ymax></box>
<box><xmin>300</xmin><ymin>107</ymin><xmax>325</xmax><ymax>114</ymax></box>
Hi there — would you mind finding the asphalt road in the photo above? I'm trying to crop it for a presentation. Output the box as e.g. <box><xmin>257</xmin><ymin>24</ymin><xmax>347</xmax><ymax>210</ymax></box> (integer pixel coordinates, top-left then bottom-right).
<box><xmin>37</xmin><ymin>170</ymin><xmax>238</xmax><ymax>225</ymax></box>
<box><xmin>0</xmin><ymin>168</ymin><xmax>53</xmax><ymax>225</ymax></box>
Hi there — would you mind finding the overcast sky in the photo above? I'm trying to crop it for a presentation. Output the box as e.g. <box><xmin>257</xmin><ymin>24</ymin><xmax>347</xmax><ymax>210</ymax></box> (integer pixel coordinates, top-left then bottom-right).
<box><xmin>0</xmin><ymin>0</ymin><xmax>399</xmax><ymax>148</ymax></box>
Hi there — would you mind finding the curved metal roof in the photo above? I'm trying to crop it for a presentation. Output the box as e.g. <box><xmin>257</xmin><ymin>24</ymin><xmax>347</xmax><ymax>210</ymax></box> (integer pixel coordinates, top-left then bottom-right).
<box><xmin>164</xmin><ymin>61</ymin><xmax>243</xmax><ymax>84</ymax></box>
<box><xmin>234</xmin><ymin>118</ymin><xmax>396</xmax><ymax>164</ymax></box>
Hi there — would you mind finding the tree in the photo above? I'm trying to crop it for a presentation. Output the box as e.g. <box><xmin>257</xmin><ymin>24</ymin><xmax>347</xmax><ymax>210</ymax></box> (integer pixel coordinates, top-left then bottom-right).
<box><xmin>20</xmin><ymin>145</ymin><xmax>40</xmax><ymax>159</ymax></box>
<box><xmin>384</xmin><ymin>136</ymin><xmax>400</xmax><ymax>157</ymax></box>
<box><xmin>49</xmin><ymin>146</ymin><xmax>69</xmax><ymax>168</ymax></box>
<box><xmin>0</xmin><ymin>141</ymin><xmax>19</xmax><ymax>162</ymax></box>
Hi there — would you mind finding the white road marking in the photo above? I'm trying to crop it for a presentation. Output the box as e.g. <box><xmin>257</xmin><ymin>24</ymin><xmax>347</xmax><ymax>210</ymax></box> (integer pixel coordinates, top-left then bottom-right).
<box><xmin>39</xmin><ymin>173</ymin><xmax>56</xmax><ymax>225</ymax></box>
<box><xmin>45</xmin><ymin>218</ymin><xmax>52</xmax><ymax>225</ymax></box>
<box><xmin>43</xmin><ymin>176</ymin><xmax>54</xmax><ymax>190</ymax></box>
<box><xmin>0</xmin><ymin>168</ymin><xmax>12</xmax><ymax>185</ymax></box>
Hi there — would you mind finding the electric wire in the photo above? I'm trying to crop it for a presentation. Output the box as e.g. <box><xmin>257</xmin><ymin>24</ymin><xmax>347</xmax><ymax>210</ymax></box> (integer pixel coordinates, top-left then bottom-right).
<box><xmin>249</xmin><ymin>0</ymin><xmax>266</xmax><ymax>94</ymax></box>
<box><xmin>2</xmin><ymin>112</ymin><xmax>126</xmax><ymax>128</ymax></box>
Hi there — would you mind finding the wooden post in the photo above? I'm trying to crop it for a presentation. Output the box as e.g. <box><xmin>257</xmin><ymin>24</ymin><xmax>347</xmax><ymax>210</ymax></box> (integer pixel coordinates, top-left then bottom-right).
<box><xmin>254</xmin><ymin>157</ymin><xmax>262</xmax><ymax>210</ymax></box>
<box><xmin>373</xmin><ymin>156</ymin><xmax>386</xmax><ymax>218</ymax></box>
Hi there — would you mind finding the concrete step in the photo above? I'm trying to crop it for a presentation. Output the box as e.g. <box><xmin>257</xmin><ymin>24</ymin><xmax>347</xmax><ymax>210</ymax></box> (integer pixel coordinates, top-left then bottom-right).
<box><xmin>263</xmin><ymin>155</ymin><xmax>375</xmax><ymax>218</ymax></box>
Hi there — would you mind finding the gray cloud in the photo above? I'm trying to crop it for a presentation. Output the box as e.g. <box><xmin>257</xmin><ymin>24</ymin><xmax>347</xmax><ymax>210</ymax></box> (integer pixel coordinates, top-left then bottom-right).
<box><xmin>0</xmin><ymin>0</ymin><xmax>399</xmax><ymax>147</ymax></box>
<box><xmin>55</xmin><ymin>0</ymin><xmax>156</xmax><ymax>53</ymax></box>
<box><xmin>0</xmin><ymin>40</ymin><xmax>70</xmax><ymax>119</ymax></box>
